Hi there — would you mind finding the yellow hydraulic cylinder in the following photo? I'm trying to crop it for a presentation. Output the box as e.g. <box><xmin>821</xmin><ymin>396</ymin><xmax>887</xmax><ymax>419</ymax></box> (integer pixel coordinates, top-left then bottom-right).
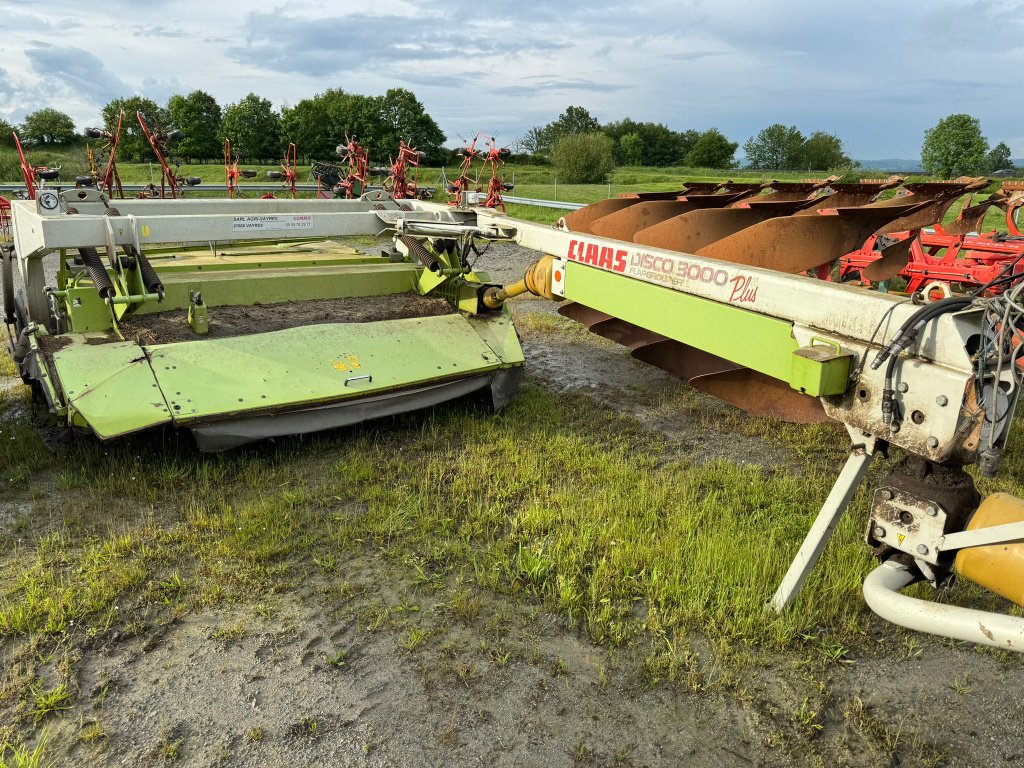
<box><xmin>956</xmin><ymin>492</ymin><xmax>1024</xmax><ymax>607</ymax></box>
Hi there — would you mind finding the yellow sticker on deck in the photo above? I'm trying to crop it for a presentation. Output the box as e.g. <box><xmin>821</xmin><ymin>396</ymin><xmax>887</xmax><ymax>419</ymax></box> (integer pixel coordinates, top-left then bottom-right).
<box><xmin>897</xmin><ymin>533</ymin><xmax>905</xmax><ymax>545</ymax></box>
<box><xmin>332</xmin><ymin>354</ymin><xmax>362</xmax><ymax>373</ymax></box>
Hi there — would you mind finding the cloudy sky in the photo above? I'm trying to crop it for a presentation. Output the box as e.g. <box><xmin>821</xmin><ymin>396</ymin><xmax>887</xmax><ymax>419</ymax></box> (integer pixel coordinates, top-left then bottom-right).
<box><xmin>1</xmin><ymin>0</ymin><xmax>1021</xmax><ymax>160</ymax></box>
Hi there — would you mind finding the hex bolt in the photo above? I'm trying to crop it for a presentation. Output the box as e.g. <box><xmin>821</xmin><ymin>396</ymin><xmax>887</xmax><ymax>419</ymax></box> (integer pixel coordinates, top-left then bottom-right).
<box><xmin>936</xmin><ymin>395</ymin><xmax>948</xmax><ymax>407</ymax></box>
<box><xmin>897</xmin><ymin>382</ymin><xmax>909</xmax><ymax>393</ymax></box>
<box><xmin>891</xmin><ymin>423</ymin><xmax>901</xmax><ymax>433</ymax></box>
<box><xmin>874</xmin><ymin>526</ymin><xmax>887</xmax><ymax>539</ymax></box>
<box><xmin>926</xmin><ymin>436</ymin><xmax>939</xmax><ymax>449</ymax></box>
<box><xmin>917</xmin><ymin>544</ymin><xmax>929</xmax><ymax>555</ymax></box>
<box><xmin>925</xmin><ymin>506</ymin><xmax>938</xmax><ymax>517</ymax></box>
<box><xmin>880</xmin><ymin>489</ymin><xmax>893</xmax><ymax>500</ymax></box>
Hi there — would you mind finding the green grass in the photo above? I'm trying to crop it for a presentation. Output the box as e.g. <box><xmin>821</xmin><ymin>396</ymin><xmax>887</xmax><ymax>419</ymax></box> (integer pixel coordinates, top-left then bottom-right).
<box><xmin>0</xmin><ymin>372</ymin><xmax>1020</xmax><ymax>751</ymax></box>
<box><xmin>0</xmin><ymin>350</ymin><xmax>17</xmax><ymax>378</ymax></box>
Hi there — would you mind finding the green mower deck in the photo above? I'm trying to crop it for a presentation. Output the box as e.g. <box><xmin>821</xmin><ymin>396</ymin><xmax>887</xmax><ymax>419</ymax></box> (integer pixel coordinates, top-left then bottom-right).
<box><xmin>4</xmin><ymin>193</ymin><xmax>524</xmax><ymax>450</ymax></box>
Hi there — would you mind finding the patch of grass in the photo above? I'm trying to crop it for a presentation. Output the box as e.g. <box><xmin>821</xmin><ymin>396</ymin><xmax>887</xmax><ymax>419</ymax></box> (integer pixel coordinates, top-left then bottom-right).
<box><xmin>245</xmin><ymin>726</ymin><xmax>264</xmax><ymax>742</ymax></box>
<box><xmin>511</xmin><ymin>310</ymin><xmax>596</xmax><ymax>343</ymax></box>
<box><xmin>289</xmin><ymin>716</ymin><xmax>318</xmax><ymax>738</ymax></box>
<box><xmin>209</xmin><ymin>623</ymin><xmax>246</xmax><ymax>642</ymax></box>
<box><xmin>31</xmin><ymin>683</ymin><xmax>72</xmax><ymax>723</ymax></box>
<box><xmin>0</xmin><ymin>732</ymin><xmax>48</xmax><ymax>768</ymax></box>
<box><xmin>400</xmin><ymin>627</ymin><xmax>429</xmax><ymax>654</ymax></box>
<box><xmin>78</xmin><ymin>720</ymin><xmax>106</xmax><ymax>743</ymax></box>
<box><xmin>450</xmin><ymin>589</ymin><xmax>482</xmax><ymax>623</ymax></box>
<box><xmin>2</xmin><ymin>360</ymin><xmax>1022</xmax><ymax>753</ymax></box>
<box><xmin>0</xmin><ymin>350</ymin><xmax>17</xmax><ymax>378</ymax></box>
<box><xmin>0</xmin><ymin>387</ymin><xmax>53</xmax><ymax>490</ymax></box>
<box><xmin>793</xmin><ymin>697</ymin><xmax>824</xmax><ymax>734</ymax></box>
<box><xmin>155</xmin><ymin>725</ymin><xmax>182</xmax><ymax>762</ymax></box>
<box><xmin>325</xmin><ymin>649</ymin><xmax>347</xmax><ymax>668</ymax></box>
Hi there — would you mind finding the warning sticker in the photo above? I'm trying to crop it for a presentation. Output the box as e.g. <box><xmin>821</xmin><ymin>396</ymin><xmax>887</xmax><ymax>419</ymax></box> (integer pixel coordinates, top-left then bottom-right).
<box><xmin>232</xmin><ymin>214</ymin><xmax>313</xmax><ymax>231</ymax></box>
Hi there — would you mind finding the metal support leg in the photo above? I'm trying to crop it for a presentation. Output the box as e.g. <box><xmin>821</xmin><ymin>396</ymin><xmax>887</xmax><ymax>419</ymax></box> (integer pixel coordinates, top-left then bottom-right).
<box><xmin>770</xmin><ymin>445</ymin><xmax>875</xmax><ymax>611</ymax></box>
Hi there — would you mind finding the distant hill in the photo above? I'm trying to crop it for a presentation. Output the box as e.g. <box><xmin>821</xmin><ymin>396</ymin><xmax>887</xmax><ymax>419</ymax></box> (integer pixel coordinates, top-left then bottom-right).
<box><xmin>855</xmin><ymin>158</ymin><xmax>924</xmax><ymax>173</ymax></box>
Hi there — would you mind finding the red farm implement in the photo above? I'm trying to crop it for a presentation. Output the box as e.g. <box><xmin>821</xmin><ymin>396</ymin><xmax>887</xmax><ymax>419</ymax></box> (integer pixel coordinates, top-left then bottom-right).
<box><xmin>840</xmin><ymin>179</ymin><xmax>1024</xmax><ymax>294</ymax></box>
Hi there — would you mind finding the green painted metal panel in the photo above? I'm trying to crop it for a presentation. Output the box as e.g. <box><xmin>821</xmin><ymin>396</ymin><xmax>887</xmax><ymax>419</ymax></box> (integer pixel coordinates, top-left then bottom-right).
<box><xmin>133</xmin><ymin>263</ymin><xmax>419</xmax><ymax>316</ymax></box>
<box><xmin>52</xmin><ymin>341</ymin><xmax>172</xmax><ymax>438</ymax></box>
<box><xmin>564</xmin><ymin>262</ymin><xmax>798</xmax><ymax>382</ymax></box>
<box><xmin>148</xmin><ymin>315</ymin><xmax>514</xmax><ymax>424</ymax></box>
<box><xmin>465</xmin><ymin>310</ymin><xmax>525</xmax><ymax>366</ymax></box>
<box><xmin>789</xmin><ymin>343</ymin><xmax>853</xmax><ymax>397</ymax></box>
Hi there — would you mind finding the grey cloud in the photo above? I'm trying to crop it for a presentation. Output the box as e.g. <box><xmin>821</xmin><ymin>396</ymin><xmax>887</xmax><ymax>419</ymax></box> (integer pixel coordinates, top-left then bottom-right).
<box><xmin>26</xmin><ymin>42</ymin><xmax>132</xmax><ymax>105</ymax></box>
<box><xmin>227</xmin><ymin>11</ymin><xmax>564</xmax><ymax>77</ymax></box>
<box><xmin>492</xmin><ymin>79</ymin><xmax>629</xmax><ymax>97</ymax></box>
<box><xmin>130</xmin><ymin>25</ymin><xmax>191</xmax><ymax>39</ymax></box>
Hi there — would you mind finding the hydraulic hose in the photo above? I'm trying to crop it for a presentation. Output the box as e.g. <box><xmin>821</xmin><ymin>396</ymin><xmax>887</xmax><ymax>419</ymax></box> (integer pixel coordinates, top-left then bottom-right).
<box><xmin>873</xmin><ymin>296</ymin><xmax>973</xmax><ymax>427</ymax></box>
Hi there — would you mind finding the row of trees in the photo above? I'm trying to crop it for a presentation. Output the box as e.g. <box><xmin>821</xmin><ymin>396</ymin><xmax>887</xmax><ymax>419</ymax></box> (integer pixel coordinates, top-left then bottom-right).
<box><xmin>520</xmin><ymin>107</ymin><xmax>856</xmax><ymax>182</ymax></box>
<box><xmin>518</xmin><ymin>106</ymin><xmax>741</xmax><ymax>169</ymax></box>
<box><xmin>1</xmin><ymin>88</ymin><xmax>447</xmax><ymax>165</ymax></box>
<box><xmin>742</xmin><ymin>125</ymin><xmax>850</xmax><ymax>170</ymax></box>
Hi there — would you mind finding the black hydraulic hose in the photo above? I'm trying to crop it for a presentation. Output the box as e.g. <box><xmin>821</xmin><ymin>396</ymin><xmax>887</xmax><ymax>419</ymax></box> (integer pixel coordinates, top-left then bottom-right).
<box><xmin>871</xmin><ymin>296</ymin><xmax>972</xmax><ymax>371</ymax></box>
<box><xmin>878</xmin><ymin>296</ymin><xmax>973</xmax><ymax>427</ymax></box>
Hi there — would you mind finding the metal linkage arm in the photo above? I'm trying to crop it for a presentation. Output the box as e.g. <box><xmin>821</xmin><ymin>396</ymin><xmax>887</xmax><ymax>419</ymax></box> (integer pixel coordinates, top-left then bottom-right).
<box><xmin>770</xmin><ymin>431</ymin><xmax>879</xmax><ymax>611</ymax></box>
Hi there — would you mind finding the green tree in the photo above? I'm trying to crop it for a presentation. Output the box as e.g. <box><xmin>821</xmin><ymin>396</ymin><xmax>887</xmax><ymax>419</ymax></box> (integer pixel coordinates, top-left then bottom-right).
<box><xmin>0</xmin><ymin>118</ymin><xmax>16</xmax><ymax>147</ymax></box>
<box><xmin>281</xmin><ymin>87</ymin><xmax>445</xmax><ymax>165</ymax></box>
<box><xmin>221</xmin><ymin>93</ymin><xmax>281</xmax><ymax>161</ymax></box>
<box><xmin>551</xmin><ymin>132</ymin><xmax>615</xmax><ymax>183</ymax></box>
<box><xmin>374</xmin><ymin>88</ymin><xmax>446</xmax><ymax>165</ymax></box>
<box><xmin>984</xmin><ymin>141</ymin><xmax>1014</xmax><ymax>173</ymax></box>
<box><xmin>921</xmin><ymin>114</ymin><xmax>988</xmax><ymax>178</ymax></box>
<box><xmin>101</xmin><ymin>96</ymin><xmax>166</xmax><ymax>162</ymax></box>
<box><xmin>167</xmin><ymin>90</ymin><xmax>222</xmax><ymax>161</ymax></box>
<box><xmin>684</xmin><ymin>128</ymin><xmax>738</xmax><ymax>168</ymax></box>
<box><xmin>282</xmin><ymin>89</ymin><xmax>364</xmax><ymax>161</ymax></box>
<box><xmin>528</xmin><ymin>106</ymin><xmax>601</xmax><ymax>155</ymax></box>
<box><xmin>514</xmin><ymin>126</ymin><xmax>547</xmax><ymax>156</ymax></box>
<box><xmin>743</xmin><ymin>124</ymin><xmax>805</xmax><ymax>170</ymax></box>
<box><xmin>21</xmin><ymin>108</ymin><xmax>77</xmax><ymax>144</ymax></box>
<box><xmin>603</xmin><ymin>119</ymin><xmax>692</xmax><ymax>165</ymax></box>
<box><xmin>619</xmin><ymin>132</ymin><xmax>643</xmax><ymax>166</ymax></box>
<box><xmin>798</xmin><ymin>131</ymin><xmax>850</xmax><ymax>170</ymax></box>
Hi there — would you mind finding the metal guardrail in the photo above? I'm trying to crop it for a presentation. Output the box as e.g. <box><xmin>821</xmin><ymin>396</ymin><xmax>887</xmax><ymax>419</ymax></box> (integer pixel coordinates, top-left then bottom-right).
<box><xmin>502</xmin><ymin>196</ymin><xmax>585</xmax><ymax>210</ymax></box>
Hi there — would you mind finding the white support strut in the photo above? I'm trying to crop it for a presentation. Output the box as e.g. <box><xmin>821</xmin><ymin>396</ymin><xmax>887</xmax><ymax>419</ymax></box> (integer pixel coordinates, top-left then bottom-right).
<box><xmin>770</xmin><ymin>441</ymin><xmax>876</xmax><ymax>612</ymax></box>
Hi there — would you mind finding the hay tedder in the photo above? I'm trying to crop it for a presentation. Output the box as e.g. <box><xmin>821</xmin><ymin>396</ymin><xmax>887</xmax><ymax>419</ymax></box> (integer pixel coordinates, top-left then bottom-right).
<box><xmin>3</xmin><ymin>177</ymin><xmax>1024</xmax><ymax>653</ymax></box>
